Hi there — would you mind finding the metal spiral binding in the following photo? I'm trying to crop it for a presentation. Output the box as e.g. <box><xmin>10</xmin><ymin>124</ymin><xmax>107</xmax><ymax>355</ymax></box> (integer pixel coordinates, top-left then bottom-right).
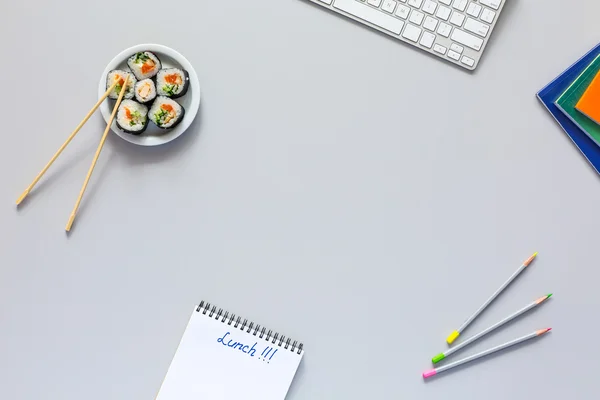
<box><xmin>197</xmin><ymin>300</ymin><xmax>304</xmax><ymax>355</ymax></box>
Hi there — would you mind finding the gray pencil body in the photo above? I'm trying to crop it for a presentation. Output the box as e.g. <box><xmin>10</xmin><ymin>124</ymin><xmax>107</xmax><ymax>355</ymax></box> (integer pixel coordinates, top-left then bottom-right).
<box><xmin>436</xmin><ymin>298</ymin><xmax>545</xmax><ymax>363</ymax></box>
<box><xmin>446</xmin><ymin>253</ymin><xmax>537</xmax><ymax>345</ymax></box>
<box><xmin>457</xmin><ymin>264</ymin><xmax>526</xmax><ymax>334</ymax></box>
<box><xmin>424</xmin><ymin>329</ymin><xmax>550</xmax><ymax>379</ymax></box>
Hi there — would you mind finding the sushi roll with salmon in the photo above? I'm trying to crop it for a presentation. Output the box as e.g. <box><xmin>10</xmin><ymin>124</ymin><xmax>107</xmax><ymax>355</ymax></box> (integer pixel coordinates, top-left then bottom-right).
<box><xmin>116</xmin><ymin>100</ymin><xmax>149</xmax><ymax>135</ymax></box>
<box><xmin>149</xmin><ymin>96</ymin><xmax>185</xmax><ymax>129</ymax></box>
<box><xmin>127</xmin><ymin>51</ymin><xmax>161</xmax><ymax>80</ymax></box>
<box><xmin>156</xmin><ymin>68</ymin><xmax>189</xmax><ymax>98</ymax></box>
<box><xmin>106</xmin><ymin>70</ymin><xmax>136</xmax><ymax>100</ymax></box>
<box><xmin>134</xmin><ymin>79</ymin><xmax>157</xmax><ymax>104</ymax></box>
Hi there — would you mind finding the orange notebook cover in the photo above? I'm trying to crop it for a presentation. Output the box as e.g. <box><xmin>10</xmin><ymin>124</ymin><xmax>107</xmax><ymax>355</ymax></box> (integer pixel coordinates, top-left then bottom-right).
<box><xmin>576</xmin><ymin>70</ymin><xmax>600</xmax><ymax>125</ymax></box>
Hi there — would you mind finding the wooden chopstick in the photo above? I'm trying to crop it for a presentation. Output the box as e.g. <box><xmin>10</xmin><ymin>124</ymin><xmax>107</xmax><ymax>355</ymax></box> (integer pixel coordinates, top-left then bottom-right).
<box><xmin>16</xmin><ymin>80</ymin><xmax>120</xmax><ymax>205</ymax></box>
<box><xmin>65</xmin><ymin>75</ymin><xmax>129</xmax><ymax>232</ymax></box>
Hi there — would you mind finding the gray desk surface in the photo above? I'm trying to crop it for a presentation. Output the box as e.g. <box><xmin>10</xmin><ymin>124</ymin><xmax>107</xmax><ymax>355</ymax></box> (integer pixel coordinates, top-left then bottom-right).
<box><xmin>1</xmin><ymin>1</ymin><xmax>599</xmax><ymax>399</ymax></box>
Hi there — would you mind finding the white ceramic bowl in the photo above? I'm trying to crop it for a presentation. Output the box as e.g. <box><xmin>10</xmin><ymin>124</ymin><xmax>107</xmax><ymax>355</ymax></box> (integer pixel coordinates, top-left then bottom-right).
<box><xmin>98</xmin><ymin>44</ymin><xmax>200</xmax><ymax>146</ymax></box>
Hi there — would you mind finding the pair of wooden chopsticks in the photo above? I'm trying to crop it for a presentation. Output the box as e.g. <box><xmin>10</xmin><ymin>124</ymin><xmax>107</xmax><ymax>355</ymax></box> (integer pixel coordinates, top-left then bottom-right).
<box><xmin>17</xmin><ymin>75</ymin><xmax>130</xmax><ymax>231</ymax></box>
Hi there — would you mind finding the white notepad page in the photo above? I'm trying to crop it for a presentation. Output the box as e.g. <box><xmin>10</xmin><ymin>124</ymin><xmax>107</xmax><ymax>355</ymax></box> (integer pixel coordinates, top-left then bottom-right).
<box><xmin>156</xmin><ymin>304</ymin><xmax>304</xmax><ymax>400</ymax></box>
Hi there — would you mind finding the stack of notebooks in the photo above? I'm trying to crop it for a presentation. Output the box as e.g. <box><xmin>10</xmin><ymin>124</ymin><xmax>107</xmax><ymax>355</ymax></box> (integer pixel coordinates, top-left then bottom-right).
<box><xmin>538</xmin><ymin>43</ymin><xmax>600</xmax><ymax>174</ymax></box>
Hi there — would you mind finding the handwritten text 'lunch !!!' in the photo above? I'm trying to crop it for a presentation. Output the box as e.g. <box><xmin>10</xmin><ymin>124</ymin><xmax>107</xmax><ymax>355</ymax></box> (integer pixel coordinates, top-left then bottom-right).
<box><xmin>217</xmin><ymin>332</ymin><xmax>279</xmax><ymax>363</ymax></box>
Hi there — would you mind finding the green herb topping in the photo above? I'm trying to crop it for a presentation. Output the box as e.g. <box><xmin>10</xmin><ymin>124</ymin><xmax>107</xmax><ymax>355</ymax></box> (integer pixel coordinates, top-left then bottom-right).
<box><xmin>134</xmin><ymin>52</ymin><xmax>150</xmax><ymax>64</ymax></box>
<box><xmin>162</xmin><ymin>84</ymin><xmax>179</xmax><ymax>96</ymax></box>
<box><xmin>154</xmin><ymin>109</ymin><xmax>169</xmax><ymax>126</ymax></box>
<box><xmin>128</xmin><ymin>110</ymin><xmax>144</xmax><ymax>127</ymax></box>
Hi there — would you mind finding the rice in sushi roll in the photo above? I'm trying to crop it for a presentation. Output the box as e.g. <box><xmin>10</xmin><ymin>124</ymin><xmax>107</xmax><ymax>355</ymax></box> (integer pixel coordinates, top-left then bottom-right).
<box><xmin>127</xmin><ymin>51</ymin><xmax>162</xmax><ymax>80</ymax></box>
<box><xmin>106</xmin><ymin>70</ymin><xmax>136</xmax><ymax>100</ymax></box>
<box><xmin>149</xmin><ymin>96</ymin><xmax>185</xmax><ymax>129</ymax></box>
<box><xmin>156</xmin><ymin>68</ymin><xmax>189</xmax><ymax>98</ymax></box>
<box><xmin>134</xmin><ymin>79</ymin><xmax>157</xmax><ymax>104</ymax></box>
<box><xmin>116</xmin><ymin>100</ymin><xmax>149</xmax><ymax>135</ymax></box>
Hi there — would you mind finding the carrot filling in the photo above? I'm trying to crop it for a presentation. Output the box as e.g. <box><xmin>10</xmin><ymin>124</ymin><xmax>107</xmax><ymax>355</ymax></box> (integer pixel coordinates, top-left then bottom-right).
<box><xmin>141</xmin><ymin>60</ymin><xmax>156</xmax><ymax>74</ymax></box>
<box><xmin>165</xmin><ymin>74</ymin><xmax>183</xmax><ymax>85</ymax></box>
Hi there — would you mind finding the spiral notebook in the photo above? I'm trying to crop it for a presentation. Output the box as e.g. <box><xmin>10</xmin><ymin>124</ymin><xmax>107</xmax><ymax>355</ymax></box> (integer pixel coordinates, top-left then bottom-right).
<box><xmin>155</xmin><ymin>301</ymin><xmax>304</xmax><ymax>400</ymax></box>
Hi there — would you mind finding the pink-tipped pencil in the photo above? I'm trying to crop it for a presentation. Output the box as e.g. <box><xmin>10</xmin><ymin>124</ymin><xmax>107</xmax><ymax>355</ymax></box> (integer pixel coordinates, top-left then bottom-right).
<box><xmin>423</xmin><ymin>328</ymin><xmax>551</xmax><ymax>379</ymax></box>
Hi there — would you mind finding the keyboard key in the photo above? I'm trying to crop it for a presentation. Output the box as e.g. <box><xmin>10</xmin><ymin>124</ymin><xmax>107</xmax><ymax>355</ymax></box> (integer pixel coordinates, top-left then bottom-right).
<box><xmin>461</xmin><ymin>55</ymin><xmax>475</xmax><ymax>67</ymax></box>
<box><xmin>436</xmin><ymin>5</ymin><xmax>451</xmax><ymax>20</ymax></box>
<box><xmin>437</xmin><ymin>22</ymin><xmax>452</xmax><ymax>37</ymax></box>
<box><xmin>480</xmin><ymin>0</ymin><xmax>501</xmax><ymax>10</ymax></box>
<box><xmin>333</xmin><ymin>0</ymin><xmax>405</xmax><ymax>34</ymax></box>
<box><xmin>422</xmin><ymin>0</ymin><xmax>437</xmax><ymax>14</ymax></box>
<box><xmin>464</xmin><ymin>17</ymin><xmax>490</xmax><ymax>37</ymax></box>
<box><xmin>466</xmin><ymin>2</ymin><xmax>482</xmax><ymax>18</ymax></box>
<box><xmin>420</xmin><ymin>31</ymin><xmax>436</xmax><ymax>48</ymax></box>
<box><xmin>423</xmin><ymin>16</ymin><xmax>439</xmax><ymax>31</ymax></box>
<box><xmin>448</xmin><ymin>49</ymin><xmax>461</xmax><ymax>60</ymax></box>
<box><xmin>433</xmin><ymin>43</ymin><xmax>447</xmax><ymax>54</ymax></box>
<box><xmin>480</xmin><ymin>8</ymin><xmax>496</xmax><ymax>23</ymax></box>
<box><xmin>450</xmin><ymin>43</ymin><xmax>464</xmax><ymax>53</ymax></box>
<box><xmin>396</xmin><ymin>4</ymin><xmax>410</xmax><ymax>19</ymax></box>
<box><xmin>449</xmin><ymin>11</ymin><xmax>465</xmax><ymax>26</ymax></box>
<box><xmin>317</xmin><ymin>0</ymin><xmax>501</xmax><ymax>70</ymax></box>
<box><xmin>452</xmin><ymin>0</ymin><xmax>468</xmax><ymax>12</ymax></box>
<box><xmin>409</xmin><ymin>10</ymin><xmax>425</xmax><ymax>25</ymax></box>
<box><xmin>402</xmin><ymin>23</ymin><xmax>422</xmax><ymax>42</ymax></box>
<box><xmin>451</xmin><ymin>28</ymin><xmax>484</xmax><ymax>50</ymax></box>
<box><xmin>381</xmin><ymin>0</ymin><xmax>397</xmax><ymax>13</ymax></box>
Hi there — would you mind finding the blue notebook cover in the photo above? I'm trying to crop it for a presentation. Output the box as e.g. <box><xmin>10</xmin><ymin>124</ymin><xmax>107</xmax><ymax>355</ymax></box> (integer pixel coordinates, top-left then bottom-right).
<box><xmin>537</xmin><ymin>43</ymin><xmax>600</xmax><ymax>175</ymax></box>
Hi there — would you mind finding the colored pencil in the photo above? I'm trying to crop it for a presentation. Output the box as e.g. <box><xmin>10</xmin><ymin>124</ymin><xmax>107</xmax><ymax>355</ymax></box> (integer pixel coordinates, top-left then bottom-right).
<box><xmin>433</xmin><ymin>294</ymin><xmax>552</xmax><ymax>363</ymax></box>
<box><xmin>446</xmin><ymin>252</ymin><xmax>538</xmax><ymax>344</ymax></box>
<box><xmin>424</xmin><ymin>328</ymin><xmax>551</xmax><ymax>378</ymax></box>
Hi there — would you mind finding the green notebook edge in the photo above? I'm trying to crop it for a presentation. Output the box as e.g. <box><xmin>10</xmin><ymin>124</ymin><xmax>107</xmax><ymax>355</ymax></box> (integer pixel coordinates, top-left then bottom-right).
<box><xmin>555</xmin><ymin>54</ymin><xmax>600</xmax><ymax>146</ymax></box>
<box><xmin>577</xmin><ymin>108</ymin><xmax>600</xmax><ymax>126</ymax></box>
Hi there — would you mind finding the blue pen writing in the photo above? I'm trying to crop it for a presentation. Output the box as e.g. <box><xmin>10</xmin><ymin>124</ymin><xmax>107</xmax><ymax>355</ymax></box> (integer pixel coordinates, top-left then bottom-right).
<box><xmin>217</xmin><ymin>332</ymin><xmax>231</xmax><ymax>345</ymax></box>
<box><xmin>248</xmin><ymin>342</ymin><xmax>257</xmax><ymax>356</ymax></box>
<box><xmin>217</xmin><ymin>332</ymin><xmax>257</xmax><ymax>356</ymax></box>
<box><xmin>269</xmin><ymin>349</ymin><xmax>277</xmax><ymax>361</ymax></box>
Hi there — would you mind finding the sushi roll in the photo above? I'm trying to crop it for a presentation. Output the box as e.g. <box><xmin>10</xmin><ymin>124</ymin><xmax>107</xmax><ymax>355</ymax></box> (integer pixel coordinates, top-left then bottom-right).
<box><xmin>156</xmin><ymin>68</ymin><xmax>189</xmax><ymax>98</ymax></box>
<box><xmin>149</xmin><ymin>96</ymin><xmax>185</xmax><ymax>129</ymax></box>
<box><xmin>106</xmin><ymin>70</ymin><xmax>136</xmax><ymax>100</ymax></box>
<box><xmin>116</xmin><ymin>100</ymin><xmax>149</xmax><ymax>135</ymax></box>
<box><xmin>134</xmin><ymin>79</ymin><xmax>157</xmax><ymax>104</ymax></box>
<box><xmin>127</xmin><ymin>51</ymin><xmax>162</xmax><ymax>80</ymax></box>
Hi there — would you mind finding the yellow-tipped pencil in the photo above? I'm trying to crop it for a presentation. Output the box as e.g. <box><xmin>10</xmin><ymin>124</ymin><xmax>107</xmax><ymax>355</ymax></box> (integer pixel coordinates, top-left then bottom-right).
<box><xmin>446</xmin><ymin>252</ymin><xmax>538</xmax><ymax>345</ymax></box>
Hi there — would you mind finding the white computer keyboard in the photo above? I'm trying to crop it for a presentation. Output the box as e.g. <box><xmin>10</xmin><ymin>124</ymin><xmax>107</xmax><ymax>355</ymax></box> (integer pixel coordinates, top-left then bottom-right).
<box><xmin>307</xmin><ymin>0</ymin><xmax>506</xmax><ymax>70</ymax></box>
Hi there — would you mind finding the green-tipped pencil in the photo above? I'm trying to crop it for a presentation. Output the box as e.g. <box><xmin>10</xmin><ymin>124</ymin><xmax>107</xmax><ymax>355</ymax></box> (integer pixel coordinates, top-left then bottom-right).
<box><xmin>433</xmin><ymin>294</ymin><xmax>552</xmax><ymax>364</ymax></box>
